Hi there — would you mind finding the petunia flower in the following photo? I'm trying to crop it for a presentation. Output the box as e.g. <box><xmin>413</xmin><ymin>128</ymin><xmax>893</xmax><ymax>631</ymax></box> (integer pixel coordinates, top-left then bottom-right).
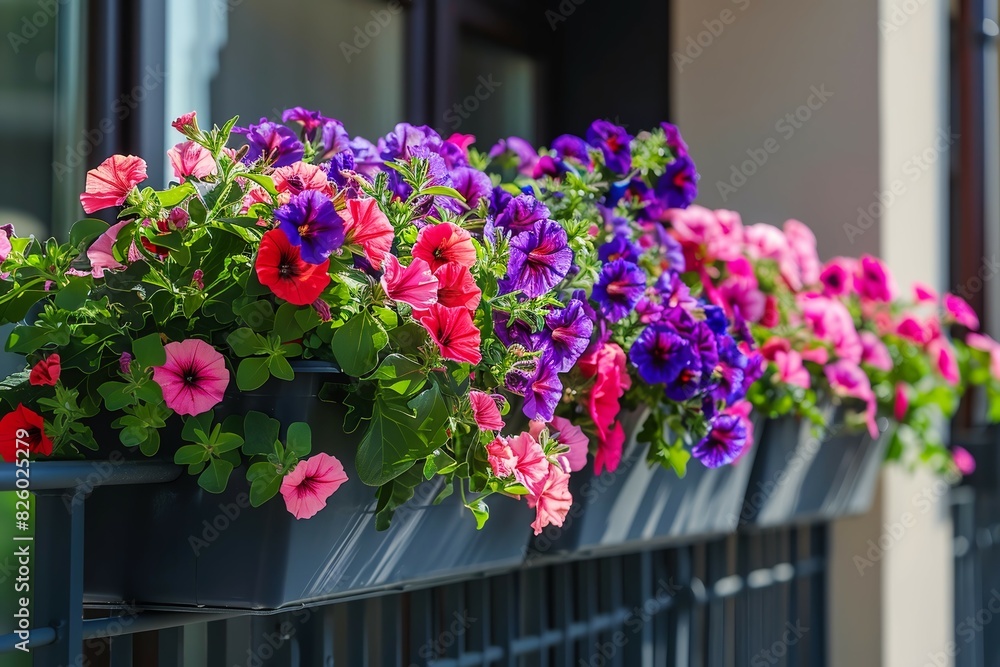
<box><xmin>943</xmin><ymin>293</ymin><xmax>980</xmax><ymax>330</ymax></box>
<box><xmin>380</xmin><ymin>255</ymin><xmax>438</xmax><ymax>310</ymax></box>
<box><xmin>660</xmin><ymin>122</ymin><xmax>690</xmax><ymax>158</ymax></box>
<box><xmin>527</xmin><ymin>464</ymin><xmax>573</xmax><ymax>536</ymax></box>
<box><xmin>80</xmin><ymin>155</ymin><xmax>147</xmax><ymax>214</ymax></box>
<box><xmin>434</xmin><ymin>262</ymin><xmax>482</xmax><ymax>312</ymax></box>
<box><xmin>495</xmin><ymin>194</ymin><xmax>551</xmax><ymax>233</ymax></box>
<box><xmin>500</xmin><ymin>220</ymin><xmax>573</xmax><ymax>299</ymax></box>
<box><xmin>913</xmin><ymin>282</ymin><xmax>939</xmax><ymax>304</ymax></box>
<box><xmin>280</xmin><ymin>452</ymin><xmax>349</xmax><ymax>520</ymax></box>
<box><xmin>578</xmin><ymin>342</ymin><xmax>631</xmax><ymax>474</ymax></box>
<box><xmin>549</xmin><ymin>415</ymin><xmax>589</xmax><ymax>472</ymax></box>
<box><xmin>272</xmin><ymin>161</ymin><xmax>334</xmax><ymax>198</ymax></box>
<box><xmin>783</xmin><ymin>219</ymin><xmax>822</xmax><ymax>287</ymax></box>
<box><xmin>469</xmin><ymin>391</ymin><xmax>504</xmax><ymax>431</ymax></box>
<box><xmin>522</xmin><ymin>359</ymin><xmax>564</xmax><ymax>422</ymax></box>
<box><xmin>171</xmin><ymin>111</ymin><xmax>198</xmax><ymax>134</ymax></box>
<box><xmin>167</xmin><ymin>141</ymin><xmax>216</xmax><ymax>180</ymax></box>
<box><xmin>84</xmin><ymin>220</ymin><xmax>130</xmax><ymax>278</ymax></box>
<box><xmin>255</xmin><ymin>229</ymin><xmax>332</xmax><ymax>306</ymax></box>
<box><xmin>855</xmin><ymin>255</ymin><xmax>896</xmax><ymax>303</ymax></box>
<box><xmin>967</xmin><ymin>333</ymin><xmax>1000</xmax><ymax>380</ymax></box>
<box><xmin>894</xmin><ymin>382</ymin><xmax>909</xmax><ymax>422</ymax></box>
<box><xmin>928</xmin><ymin>338</ymin><xmax>960</xmax><ymax>385</ymax></box>
<box><xmin>772</xmin><ymin>350</ymin><xmax>810</xmax><ymax>390</ymax></box>
<box><xmin>586</xmin><ymin>120</ymin><xmax>633</xmax><ymax>174</ymax></box>
<box><xmin>342</xmin><ymin>197</ymin><xmax>394</xmax><ymax>268</ymax></box>
<box><xmin>538</xmin><ymin>300</ymin><xmax>594</xmax><ymax>372</ymax></box>
<box><xmin>953</xmin><ymin>446</ymin><xmax>976</xmax><ymax>476</ymax></box>
<box><xmin>860</xmin><ymin>331</ymin><xmax>893</xmax><ymax>371</ymax></box>
<box><xmin>655</xmin><ymin>155</ymin><xmax>699</xmax><ymax>210</ymax></box>
<box><xmin>0</xmin><ymin>404</ymin><xmax>53</xmax><ymax>463</ymax></box>
<box><xmin>419</xmin><ymin>303</ymin><xmax>482</xmax><ymax>364</ymax></box>
<box><xmin>281</xmin><ymin>107</ymin><xmax>327</xmax><ymax>139</ymax></box>
<box><xmin>692</xmin><ymin>413</ymin><xmax>747</xmax><ymax>469</ymax></box>
<box><xmin>449</xmin><ymin>167</ymin><xmax>492</xmax><ymax>209</ymax></box>
<box><xmin>486</xmin><ymin>437</ymin><xmax>517</xmax><ymax>477</ymax></box>
<box><xmin>29</xmin><ymin>354</ymin><xmax>60</xmax><ymax>387</ymax></box>
<box><xmin>152</xmin><ymin>339</ymin><xmax>230</xmax><ymax>417</ymax></box>
<box><xmin>630</xmin><ymin>325</ymin><xmax>696</xmax><ymax>386</ymax></box>
<box><xmin>506</xmin><ymin>431</ymin><xmax>550</xmax><ymax>492</ymax></box>
<box><xmin>551</xmin><ymin>134</ymin><xmax>592</xmax><ymax>165</ymax></box>
<box><xmin>274</xmin><ymin>190</ymin><xmax>345</xmax><ymax>265</ymax></box>
<box><xmin>592</xmin><ymin>259</ymin><xmax>646</xmax><ymax>323</ymax></box>
<box><xmin>233</xmin><ymin>118</ymin><xmax>304</xmax><ymax>167</ymax></box>
<box><xmin>412</xmin><ymin>222</ymin><xmax>478</xmax><ymax>272</ymax></box>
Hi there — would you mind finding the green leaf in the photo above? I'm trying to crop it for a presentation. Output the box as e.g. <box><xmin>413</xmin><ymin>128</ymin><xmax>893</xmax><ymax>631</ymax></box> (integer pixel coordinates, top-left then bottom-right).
<box><xmin>237</xmin><ymin>300</ymin><xmax>275</xmax><ymax>332</ymax></box>
<box><xmin>237</xmin><ymin>357</ymin><xmax>271</xmax><ymax>391</ymax></box>
<box><xmin>420</xmin><ymin>185</ymin><xmax>464</xmax><ymax>200</ymax></box>
<box><xmin>250</xmin><ymin>474</ymin><xmax>283</xmax><ymax>507</ymax></box>
<box><xmin>268</xmin><ymin>354</ymin><xmax>295</xmax><ymax>381</ymax></box>
<box><xmin>242</xmin><ymin>411</ymin><xmax>280</xmax><ymax>456</ymax></box>
<box><xmin>174</xmin><ymin>444</ymin><xmax>209</xmax><ymax>465</ymax></box>
<box><xmin>356</xmin><ymin>392</ymin><xmax>443</xmax><ymax>486</ymax></box>
<box><xmin>332</xmin><ymin>311</ymin><xmax>387</xmax><ymax>377</ymax></box>
<box><xmin>139</xmin><ymin>430</ymin><xmax>160</xmax><ymax>456</ymax></box>
<box><xmin>98</xmin><ymin>381</ymin><xmax>134</xmax><ymax>411</ymax></box>
<box><xmin>374</xmin><ymin>464</ymin><xmax>423</xmax><ymax>530</ymax></box>
<box><xmin>214</xmin><ymin>432</ymin><xmax>245</xmax><ymax>453</ymax></box>
<box><xmin>468</xmin><ymin>499</ymin><xmax>490</xmax><ymax>529</ymax></box>
<box><xmin>285</xmin><ymin>422</ymin><xmax>312</xmax><ymax>458</ymax></box>
<box><xmin>69</xmin><ymin>218</ymin><xmax>110</xmax><ymax>247</ymax></box>
<box><xmin>182</xmin><ymin>411</ymin><xmax>215</xmax><ymax>442</ymax></box>
<box><xmin>54</xmin><ymin>278</ymin><xmax>91</xmax><ymax>311</ymax></box>
<box><xmin>227</xmin><ymin>327</ymin><xmax>267</xmax><ymax>357</ymax></box>
<box><xmin>240</xmin><ymin>173</ymin><xmax>278</xmax><ymax>196</ymax></box>
<box><xmin>367</xmin><ymin>354</ymin><xmax>427</xmax><ymax>396</ymax></box>
<box><xmin>155</xmin><ymin>181</ymin><xmax>196</xmax><ymax>207</ymax></box>
<box><xmin>198</xmin><ymin>458</ymin><xmax>234</xmax><ymax>494</ymax></box>
<box><xmin>133</xmin><ymin>333</ymin><xmax>166</xmax><ymax>368</ymax></box>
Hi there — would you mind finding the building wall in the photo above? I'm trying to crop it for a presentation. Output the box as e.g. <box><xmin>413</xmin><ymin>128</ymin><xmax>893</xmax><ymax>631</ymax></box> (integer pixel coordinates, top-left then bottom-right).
<box><xmin>672</xmin><ymin>0</ymin><xmax>954</xmax><ymax>665</ymax></box>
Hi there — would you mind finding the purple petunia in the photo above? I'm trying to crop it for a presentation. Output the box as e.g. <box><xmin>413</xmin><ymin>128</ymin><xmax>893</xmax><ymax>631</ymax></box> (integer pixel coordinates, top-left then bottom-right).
<box><xmin>500</xmin><ymin>220</ymin><xmax>574</xmax><ymax>299</ymax></box>
<box><xmin>692</xmin><ymin>414</ymin><xmax>747</xmax><ymax>468</ymax></box>
<box><xmin>349</xmin><ymin>137</ymin><xmax>383</xmax><ymax>179</ymax></box>
<box><xmin>656</xmin><ymin>155</ymin><xmax>699</xmax><ymax>210</ymax></box>
<box><xmin>665</xmin><ymin>321</ymin><xmax>719</xmax><ymax>401</ymax></box>
<box><xmin>319</xmin><ymin>119</ymin><xmax>351</xmax><ymax>160</ymax></box>
<box><xmin>281</xmin><ymin>107</ymin><xmax>326</xmax><ymax>139</ymax></box>
<box><xmin>378</xmin><ymin>123</ymin><xmax>443</xmax><ymax>161</ymax></box>
<box><xmin>592</xmin><ymin>259</ymin><xmax>646</xmax><ymax>323</ymax></box>
<box><xmin>493</xmin><ymin>309</ymin><xmax>537</xmax><ymax>349</ymax></box>
<box><xmin>234</xmin><ymin>118</ymin><xmax>304</xmax><ymax>167</ymax></box>
<box><xmin>629</xmin><ymin>325</ymin><xmax>696</xmax><ymax>386</ymax></box>
<box><xmin>551</xmin><ymin>134</ymin><xmax>592</xmax><ymax>166</ymax></box>
<box><xmin>488</xmin><ymin>137</ymin><xmax>539</xmax><ymax>173</ymax></box>
<box><xmin>538</xmin><ymin>299</ymin><xmax>594</xmax><ymax>372</ymax></box>
<box><xmin>711</xmin><ymin>336</ymin><xmax>749</xmax><ymax>404</ymax></box>
<box><xmin>522</xmin><ymin>357</ymin><xmax>563</xmax><ymax>422</ymax></box>
<box><xmin>586</xmin><ymin>120</ymin><xmax>634</xmax><ymax>175</ymax></box>
<box><xmin>598</xmin><ymin>234</ymin><xmax>643</xmax><ymax>264</ymax></box>
<box><xmin>495</xmin><ymin>194</ymin><xmax>551</xmax><ymax>233</ymax></box>
<box><xmin>660</xmin><ymin>122</ymin><xmax>689</xmax><ymax>158</ymax></box>
<box><xmin>449</xmin><ymin>167</ymin><xmax>493</xmax><ymax>209</ymax></box>
<box><xmin>274</xmin><ymin>191</ymin><xmax>345</xmax><ymax>264</ymax></box>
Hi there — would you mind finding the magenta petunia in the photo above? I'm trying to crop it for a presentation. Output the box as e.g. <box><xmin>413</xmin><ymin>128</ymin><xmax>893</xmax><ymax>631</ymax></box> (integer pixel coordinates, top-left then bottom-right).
<box><xmin>152</xmin><ymin>339</ymin><xmax>230</xmax><ymax>416</ymax></box>
<box><xmin>280</xmin><ymin>452</ymin><xmax>349</xmax><ymax>520</ymax></box>
<box><xmin>549</xmin><ymin>415</ymin><xmax>589</xmax><ymax>472</ymax></box>
<box><xmin>80</xmin><ymin>155</ymin><xmax>147</xmax><ymax>214</ymax></box>
<box><xmin>943</xmin><ymin>293</ymin><xmax>980</xmax><ymax>330</ymax></box>
<box><xmin>380</xmin><ymin>255</ymin><xmax>439</xmax><ymax>310</ymax></box>
<box><xmin>469</xmin><ymin>391</ymin><xmax>504</xmax><ymax>431</ymax></box>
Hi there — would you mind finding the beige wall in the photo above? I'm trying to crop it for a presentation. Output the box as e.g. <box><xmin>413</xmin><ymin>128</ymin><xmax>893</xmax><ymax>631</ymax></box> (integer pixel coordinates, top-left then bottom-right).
<box><xmin>671</xmin><ymin>0</ymin><xmax>881</xmax><ymax>259</ymax></box>
<box><xmin>673</xmin><ymin>0</ymin><xmax>954</xmax><ymax>665</ymax></box>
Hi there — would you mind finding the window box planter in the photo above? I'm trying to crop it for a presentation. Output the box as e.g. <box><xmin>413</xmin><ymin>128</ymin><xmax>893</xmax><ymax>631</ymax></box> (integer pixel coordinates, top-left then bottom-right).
<box><xmin>82</xmin><ymin>363</ymin><xmax>534</xmax><ymax>611</ymax></box>
<box><xmin>529</xmin><ymin>409</ymin><xmax>761</xmax><ymax>560</ymax></box>
<box><xmin>738</xmin><ymin>406</ymin><xmax>888</xmax><ymax>528</ymax></box>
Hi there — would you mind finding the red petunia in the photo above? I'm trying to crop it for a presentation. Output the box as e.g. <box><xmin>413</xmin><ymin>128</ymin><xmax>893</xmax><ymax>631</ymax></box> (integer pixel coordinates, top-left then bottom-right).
<box><xmin>343</xmin><ymin>197</ymin><xmax>394</xmax><ymax>268</ymax></box>
<box><xmin>411</xmin><ymin>222</ymin><xmax>477</xmax><ymax>272</ymax></box>
<box><xmin>255</xmin><ymin>229</ymin><xmax>331</xmax><ymax>306</ymax></box>
<box><xmin>29</xmin><ymin>354</ymin><xmax>60</xmax><ymax>387</ymax></box>
<box><xmin>0</xmin><ymin>404</ymin><xmax>53</xmax><ymax>463</ymax></box>
<box><xmin>434</xmin><ymin>261</ymin><xmax>481</xmax><ymax>312</ymax></box>
<box><xmin>79</xmin><ymin>155</ymin><xmax>147</xmax><ymax>214</ymax></box>
<box><xmin>419</xmin><ymin>303</ymin><xmax>482</xmax><ymax>365</ymax></box>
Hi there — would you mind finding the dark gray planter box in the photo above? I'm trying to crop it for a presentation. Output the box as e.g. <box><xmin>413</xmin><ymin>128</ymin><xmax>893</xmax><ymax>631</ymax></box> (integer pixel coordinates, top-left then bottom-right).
<box><xmin>82</xmin><ymin>364</ymin><xmax>534</xmax><ymax>611</ymax></box>
<box><xmin>529</xmin><ymin>408</ymin><xmax>761</xmax><ymax>560</ymax></box>
<box><xmin>738</xmin><ymin>405</ymin><xmax>888</xmax><ymax>528</ymax></box>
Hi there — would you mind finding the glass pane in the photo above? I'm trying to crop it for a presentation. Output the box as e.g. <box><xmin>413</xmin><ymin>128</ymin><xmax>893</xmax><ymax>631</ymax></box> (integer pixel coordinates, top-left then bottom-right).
<box><xmin>199</xmin><ymin>0</ymin><xmax>405</xmax><ymax>140</ymax></box>
<box><xmin>452</xmin><ymin>31</ymin><xmax>538</xmax><ymax>145</ymax></box>
<box><xmin>0</xmin><ymin>0</ymin><xmax>57</xmax><ymax>240</ymax></box>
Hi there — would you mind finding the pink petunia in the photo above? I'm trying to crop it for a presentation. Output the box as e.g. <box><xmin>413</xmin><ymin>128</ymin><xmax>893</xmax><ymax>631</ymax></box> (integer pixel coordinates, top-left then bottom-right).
<box><xmin>800</xmin><ymin>295</ymin><xmax>863</xmax><ymax>363</ymax></box>
<box><xmin>549</xmin><ymin>415</ymin><xmax>589</xmax><ymax>472</ymax></box>
<box><xmin>943</xmin><ymin>293</ymin><xmax>980</xmax><ymax>330</ymax></box>
<box><xmin>343</xmin><ymin>197</ymin><xmax>394</xmax><ymax>268</ymax></box>
<box><xmin>913</xmin><ymin>282</ymin><xmax>939</xmax><ymax>304</ymax></box>
<box><xmin>486</xmin><ymin>437</ymin><xmax>517</xmax><ymax>478</ymax></box>
<box><xmin>418</xmin><ymin>303</ymin><xmax>482</xmax><ymax>365</ymax></box>
<box><xmin>152</xmin><ymin>339</ymin><xmax>230</xmax><ymax>416</ymax></box>
<box><xmin>434</xmin><ymin>261</ymin><xmax>482</xmax><ymax>312</ymax></box>
<box><xmin>953</xmin><ymin>446</ymin><xmax>977</xmax><ymax>476</ymax></box>
<box><xmin>506</xmin><ymin>431</ymin><xmax>549</xmax><ymax>492</ymax></box>
<box><xmin>966</xmin><ymin>333</ymin><xmax>1000</xmax><ymax>380</ymax></box>
<box><xmin>718</xmin><ymin>257</ymin><xmax>766</xmax><ymax>323</ymax></box>
<box><xmin>578</xmin><ymin>342</ymin><xmax>631</xmax><ymax>474</ymax></box>
<box><xmin>894</xmin><ymin>382</ymin><xmax>909</xmax><ymax>422</ymax></box>
<box><xmin>0</xmin><ymin>226</ymin><xmax>11</xmax><ymax>264</ymax></box>
<box><xmin>280</xmin><ymin>452</ymin><xmax>349</xmax><ymax>520</ymax></box>
<box><xmin>172</xmin><ymin>111</ymin><xmax>198</xmax><ymax>134</ymax></box>
<box><xmin>896</xmin><ymin>315</ymin><xmax>931</xmax><ymax>345</ymax></box>
<box><xmin>469</xmin><ymin>391</ymin><xmax>504</xmax><ymax>431</ymax></box>
<box><xmin>80</xmin><ymin>155</ymin><xmax>147</xmax><ymax>214</ymax></box>
<box><xmin>928</xmin><ymin>338</ymin><xmax>960</xmax><ymax>385</ymax></box>
<box><xmin>783</xmin><ymin>219</ymin><xmax>821</xmax><ymax>287</ymax></box>
<box><xmin>167</xmin><ymin>141</ymin><xmax>216</xmax><ymax>180</ymax></box>
<box><xmin>773</xmin><ymin>350</ymin><xmax>810</xmax><ymax>389</ymax></box>
<box><xmin>860</xmin><ymin>331</ymin><xmax>893</xmax><ymax>371</ymax></box>
<box><xmin>819</xmin><ymin>257</ymin><xmax>856</xmax><ymax>297</ymax></box>
<box><xmin>825</xmin><ymin>360</ymin><xmax>879</xmax><ymax>438</ymax></box>
<box><xmin>272</xmin><ymin>161</ymin><xmax>334</xmax><ymax>199</ymax></box>
<box><xmin>526</xmin><ymin>464</ymin><xmax>573</xmax><ymax>536</ymax></box>
<box><xmin>855</xmin><ymin>255</ymin><xmax>896</xmax><ymax>303</ymax></box>
<box><xmin>667</xmin><ymin>205</ymin><xmax>743</xmax><ymax>267</ymax></box>
<box><xmin>86</xmin><ymin>220</ymin><xmax>131</xmax><ymax>278</ymax></box>
<box><xmin>411</xmin><ymin>222</ymin><xmax>477</xmax><ymax>272</ymax></box>
<box><xmin>380</xmin><ymin>255</ymin><xmax>438</xmax><ymax>310</ymax></box>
